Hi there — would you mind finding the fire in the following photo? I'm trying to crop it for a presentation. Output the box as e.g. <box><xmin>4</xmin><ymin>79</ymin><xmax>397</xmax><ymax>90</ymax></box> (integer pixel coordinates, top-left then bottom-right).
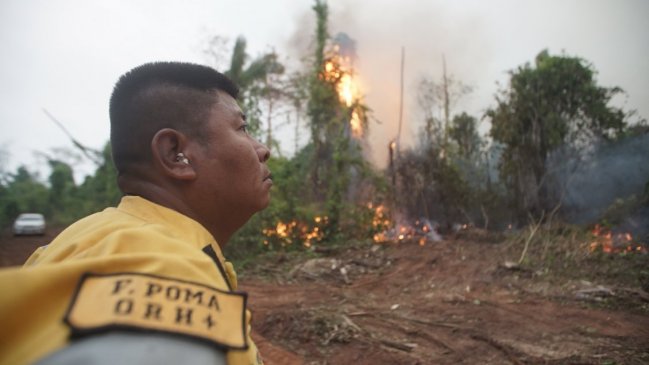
<box><xmin>339</xmin><ymin>73</ymin><xmax>354</xmax><ymax>106</ymax></box>
<box><xmin>588</xmin><ymin>224</ymin><xmax>647</xmax><ymax>254</ymax></box>
<box><xmin>263</xmin><ymin>203</ymin><xmax>445</xmax><ymax>248</ymax></box>
<box><xmin>262</xmin><ymin>217</ymin><xmax>327</xmax><ymax>248</ymax></box>
<box><xmin>322</xmin><ymin>45</ymin><xmax>364</xmax><ymax>139</ymax></box>
<box><xmin>368</xmin><ymin>203</ymin><xmax>390</xmax><ymax>229</ymax></box>
<box><xmin>369</xmin><ymin>204</ymin><xmax>442</xmax><ymax>245</ymax></box>
<box><xmin>350</xmin><ymin>110</ymin><xmax>363</xmax><ymax>138</ymax></box>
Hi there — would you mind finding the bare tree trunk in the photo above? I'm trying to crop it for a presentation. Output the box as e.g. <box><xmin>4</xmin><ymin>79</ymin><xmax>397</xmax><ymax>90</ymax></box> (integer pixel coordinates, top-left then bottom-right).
<box><xmin>265</xmin><ymin>75</ymin><xmax>274</xmax><ymax>149</ymax></box>
<box><xmin>396</xmin><ymin>47</ymin><xmax>405</xmax><ymax>156</ymax></box>
<box><xmin>442</xmin><ymin>55</ymin><xmax>450</xmax><ymax>152</ymax></box>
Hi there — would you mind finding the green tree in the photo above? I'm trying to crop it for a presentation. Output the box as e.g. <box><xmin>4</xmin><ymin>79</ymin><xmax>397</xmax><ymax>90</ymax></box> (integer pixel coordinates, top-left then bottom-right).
<box><xmin>487</xmin><ymin>50</ymin><xmax>627</xmax><ymax>218</ymax></box>
<box><xmin>47</xmin><ymin>160</ymin><xmax>75</xmax><ymax>206</ymax></box>
<box><xmin>213</xmin><ymin>36</ymin><xmax>286</xmax><ymax>141</ymax></box>
<box><xmin>307</xmin><ymin>0</ymin><xmax>339</xmax><ymax>203</ymax></box>
<box><xmin>0</xmin><ymin>166</ymin><xmax>49</xmax><ymax>227</ymax></box>
<box><xmin>76</xmin><ymin>143</ymin><xmax>121</xmax><ymax>217</ymax></box>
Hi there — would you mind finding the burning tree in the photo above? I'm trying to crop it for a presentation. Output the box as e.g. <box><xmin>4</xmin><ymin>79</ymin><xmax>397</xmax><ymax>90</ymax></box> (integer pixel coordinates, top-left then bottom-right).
<box><xmin>234</xmin><ymin>1</ymin><xmax>381</xmax><ymax>252</ymax></box>
<box><xmin>307</xmin><ymin>0</ymin><xmax>371</xmax><ymax>237</ymax></box>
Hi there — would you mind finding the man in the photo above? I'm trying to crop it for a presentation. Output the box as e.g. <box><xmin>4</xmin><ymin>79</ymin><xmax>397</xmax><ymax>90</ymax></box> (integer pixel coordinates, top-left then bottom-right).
<box><xmin>0</xmin><ymin>62</ymin><xmax>271</xmax><ymax>365</ymax></box>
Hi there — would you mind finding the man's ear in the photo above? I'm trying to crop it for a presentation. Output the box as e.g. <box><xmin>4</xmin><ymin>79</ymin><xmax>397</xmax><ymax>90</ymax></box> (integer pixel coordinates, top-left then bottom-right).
<box><xmin>151</xmin><ymin>128</ymin><xmax>197</xmax><ymax>181</ymax></box>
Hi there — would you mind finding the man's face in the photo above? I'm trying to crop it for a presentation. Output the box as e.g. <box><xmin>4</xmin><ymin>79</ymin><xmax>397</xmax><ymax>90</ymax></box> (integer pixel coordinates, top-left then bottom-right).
<box><xmin>192</xmin><ymin>91</ymin><xmax>272</xmax><ymax>221</ymax></box>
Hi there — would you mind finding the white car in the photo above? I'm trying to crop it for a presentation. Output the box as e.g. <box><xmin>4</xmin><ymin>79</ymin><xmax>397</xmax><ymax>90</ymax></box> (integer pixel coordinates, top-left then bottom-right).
<box><xmin>13</xmin><ymin>213</ymin><xmax>46</xmax><ymax>236</ymax></box>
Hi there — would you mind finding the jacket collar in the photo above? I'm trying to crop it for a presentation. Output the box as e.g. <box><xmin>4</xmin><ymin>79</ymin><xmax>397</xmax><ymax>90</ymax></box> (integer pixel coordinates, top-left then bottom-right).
<box><xmin>117</xmin><ymin>195</ymin><xmax>228</xmax><ymax>264</ymax></box>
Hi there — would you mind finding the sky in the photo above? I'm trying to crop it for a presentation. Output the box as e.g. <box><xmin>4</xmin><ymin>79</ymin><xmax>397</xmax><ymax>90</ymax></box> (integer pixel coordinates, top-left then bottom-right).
<box><xmin>1</xmin><ymin>0</ymin><xmax>647</xmax><ymax>181</ymax></box>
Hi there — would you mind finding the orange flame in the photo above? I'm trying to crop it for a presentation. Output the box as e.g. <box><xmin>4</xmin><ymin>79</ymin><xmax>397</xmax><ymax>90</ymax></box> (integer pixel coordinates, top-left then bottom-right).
<box><xmin>369</xmin><ymin>203</ymin><xmax>442</xmax><ymax>245</ymax></box>
<box><xmin>263</xmin><ymin>203</ymin><xmax>446</xmax><ymax>248</ymax></box>
<box><xmin>322</xmin><ymin>50</ymin><xmax>363</xmax><ymax>139</ymax></box>
<box><xmin>263</xmin><ymin>217</ymin><xmax>327</xmax><ymax>248</ymax></box>
<box><xmin>589</xmin><ymin>224</ymin><xmax>646</xmax><ymax>254</ymax></box>
<box><xmin>339</xmin><ymin>73</ymin><xmax>354</xmax><ymax>107</ymax></box>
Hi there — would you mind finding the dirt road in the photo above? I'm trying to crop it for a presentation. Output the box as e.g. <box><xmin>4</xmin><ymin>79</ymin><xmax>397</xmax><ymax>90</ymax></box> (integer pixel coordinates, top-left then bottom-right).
<box><xmin>2</xmin><ymin>230</ymin><xmax>648</xmax><ymax>364</ymax></box>
<box><xmin>0</xmin><ymin>228</ymin><xmax>61</xmax><ymax>267</ymax></box>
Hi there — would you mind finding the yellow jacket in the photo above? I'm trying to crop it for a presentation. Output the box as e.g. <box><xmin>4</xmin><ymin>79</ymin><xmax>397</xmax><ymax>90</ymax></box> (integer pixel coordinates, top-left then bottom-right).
<box><xmin>0</xmin><ymin>196</ymin><xmax>262</xmax><ymax>365</ymax></box>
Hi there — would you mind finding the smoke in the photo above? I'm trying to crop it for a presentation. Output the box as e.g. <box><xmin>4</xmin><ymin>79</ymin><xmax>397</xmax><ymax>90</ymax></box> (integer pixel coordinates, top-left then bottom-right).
<box><xmin>278</xmin><ymin>0</ymin><xmax>649</xmax><ymax>172</ymax></box>
<box><xmin>553</xmin><ymin>134</ymin><xmax>649</xmax><ymax>237</ymax></box>
<box><xmin>282</xmin><ymin>0</ymin><xmax>494</xmax><ymax>167</ymax></box>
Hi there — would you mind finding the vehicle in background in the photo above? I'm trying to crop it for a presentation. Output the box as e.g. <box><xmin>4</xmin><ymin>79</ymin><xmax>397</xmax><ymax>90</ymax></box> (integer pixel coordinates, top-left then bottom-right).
<box><xmin>13</xmin><ymin>213</ymin><xmax>46</xmax><ymax>236</ymax></box>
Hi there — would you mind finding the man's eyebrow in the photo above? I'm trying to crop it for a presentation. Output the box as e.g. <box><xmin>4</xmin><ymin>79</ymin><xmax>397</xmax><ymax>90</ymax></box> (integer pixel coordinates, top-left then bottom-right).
<box><xmin>240</xmin><ymin>112</ymin><xmax>247</xmax><ymax>121</ymax></box>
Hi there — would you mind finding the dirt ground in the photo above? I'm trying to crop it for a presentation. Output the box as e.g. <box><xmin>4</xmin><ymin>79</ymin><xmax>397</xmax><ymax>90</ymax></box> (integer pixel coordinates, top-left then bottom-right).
<box><xmin>240</xmin><ymin>234</ymin><xmax>649</xmax><ymax>365</ymax></box>
<box><xmin>0</xmin><ymin>228</ymin><xmax>63</xmax><ymax>267</ymax></box>
<box><xmin>2</xmin><ymin>229</ymin><xmax>648</xmax><ymax>364</ymax></box>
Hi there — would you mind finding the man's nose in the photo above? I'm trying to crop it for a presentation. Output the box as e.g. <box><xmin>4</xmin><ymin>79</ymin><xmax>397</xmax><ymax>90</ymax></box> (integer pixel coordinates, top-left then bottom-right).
<box><xmin>257</xmin><ymin>142</ymin><xmax>270</xmax><ymax>162</ymax></box>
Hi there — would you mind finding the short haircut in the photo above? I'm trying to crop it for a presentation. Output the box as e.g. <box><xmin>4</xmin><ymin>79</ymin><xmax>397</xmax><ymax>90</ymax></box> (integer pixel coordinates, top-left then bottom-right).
<box><xmin>109</xmin><ymin>62</ymin><xmax>239</xmax><ymax>174</ymax></box>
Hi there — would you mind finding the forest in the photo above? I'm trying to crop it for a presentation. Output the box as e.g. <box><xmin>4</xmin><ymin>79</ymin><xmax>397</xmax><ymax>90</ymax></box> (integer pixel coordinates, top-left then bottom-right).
<box><xmin>0</xmin><ymin>0</ymin><xmax>649</xmax><ymax>364</ymax></box>
<box><xmin>2</xmin><ymin>1</ymin><xmax>647</xmax><ymax>257</ymax></box>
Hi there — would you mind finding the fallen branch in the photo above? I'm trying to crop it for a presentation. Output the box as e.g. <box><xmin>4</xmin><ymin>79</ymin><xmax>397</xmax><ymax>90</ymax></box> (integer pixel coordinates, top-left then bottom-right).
<box><xmin>574</xmin><ymin>286</ymin><xmax>615</xmax><ymax>301</ymax></box>
<box><xmin>379</xmin><ymin>339</ymin><xmax>417</xmax><ymax>352</ymax></box>
<box><xmin>340</xmin><ymin>314</ymin><xmax>362</xmax><ymax>332</ymax></box>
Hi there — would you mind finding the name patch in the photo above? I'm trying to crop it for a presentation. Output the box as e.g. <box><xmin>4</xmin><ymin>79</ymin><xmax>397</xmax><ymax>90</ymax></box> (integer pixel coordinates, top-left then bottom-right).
<box><xmin>65</xmin><ymin>272</ymin><xmax>248</xmax><ymax>349</ymax></box>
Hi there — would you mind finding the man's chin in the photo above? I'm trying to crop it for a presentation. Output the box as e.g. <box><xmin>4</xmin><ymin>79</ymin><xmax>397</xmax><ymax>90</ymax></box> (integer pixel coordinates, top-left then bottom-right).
<box><xmin>256</xmin><ymin>195</ymin><xmax>271</xmax><ymax>211</ymax></box>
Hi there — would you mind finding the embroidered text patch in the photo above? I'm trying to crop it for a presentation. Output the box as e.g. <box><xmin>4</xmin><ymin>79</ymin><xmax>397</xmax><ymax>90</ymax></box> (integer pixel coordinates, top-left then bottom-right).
<box><xmin>65</xmin><ymin>272</ymin><xmax>248</xmax><ymax>349</ymax></box>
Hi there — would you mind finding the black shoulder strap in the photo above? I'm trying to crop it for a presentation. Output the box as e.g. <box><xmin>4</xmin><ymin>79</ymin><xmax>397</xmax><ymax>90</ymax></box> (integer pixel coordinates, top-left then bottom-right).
<box><xmin>202</xmin><ymin>244</ymin><xmax>233</xmax><ymax>291</ymax></box>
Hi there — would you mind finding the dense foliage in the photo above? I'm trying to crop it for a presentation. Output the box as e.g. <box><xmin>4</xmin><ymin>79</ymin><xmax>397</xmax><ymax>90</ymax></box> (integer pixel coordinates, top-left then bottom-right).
<box><xmin>487</xmin><ymin>50</ymin><xmax>628</xmax><ymax>218</ymax></box>
<box><xmin>0</xmin><ymin>143</ymin><xmax>120</xmax><ymax>228</ymax></box>
<box><xmin>2</xmin><ymin>6</ymin><xmax>646</xmax><ymax>263</ymax></box>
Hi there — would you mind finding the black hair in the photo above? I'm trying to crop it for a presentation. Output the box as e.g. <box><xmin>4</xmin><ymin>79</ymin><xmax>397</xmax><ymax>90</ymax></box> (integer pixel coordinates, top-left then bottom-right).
<box><xmin>109</xmin><ymin>61</ymin><xmax>239</xmax><ymax>174</ymax></box>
